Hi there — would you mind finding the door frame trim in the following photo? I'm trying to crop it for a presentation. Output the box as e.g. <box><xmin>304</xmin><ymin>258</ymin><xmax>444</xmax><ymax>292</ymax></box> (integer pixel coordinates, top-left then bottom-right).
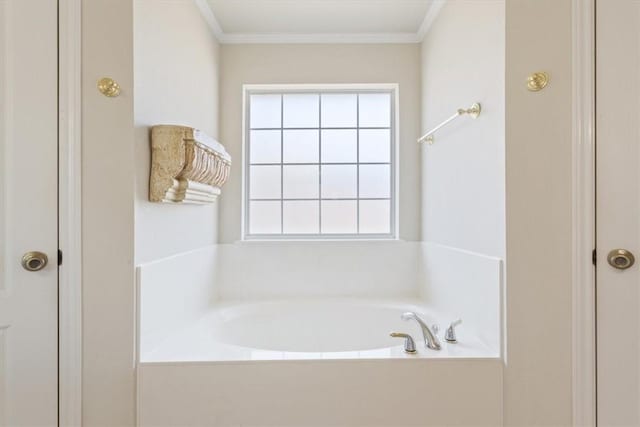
<box><xmin>58</xmin><ymin>0</ymin><xmax>82</xmax><ymax>425</ymax></box>
<box><xmin>572</xmin><ymin>0</ymin><xmax>596</xmax><ymax>425</ymax></box>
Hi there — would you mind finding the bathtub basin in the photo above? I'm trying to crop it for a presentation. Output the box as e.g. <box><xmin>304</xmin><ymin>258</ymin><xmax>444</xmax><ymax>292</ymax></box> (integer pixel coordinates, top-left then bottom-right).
<box><xmin>210</xmin><ymin>299</ymin><xmax>433</xmax><ymax>352</ymax></box>
<box><xmin>140</xmin><ymin>298</ymin><xmax>495</xmax><ymax>362</ymax></box>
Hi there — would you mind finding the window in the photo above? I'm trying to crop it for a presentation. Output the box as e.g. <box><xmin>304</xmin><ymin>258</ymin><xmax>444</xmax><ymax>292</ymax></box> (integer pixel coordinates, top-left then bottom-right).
<box><xmin>243</xmin><ymin>85</ymin><xmax>397</xmax><ymax>240</ymax></box>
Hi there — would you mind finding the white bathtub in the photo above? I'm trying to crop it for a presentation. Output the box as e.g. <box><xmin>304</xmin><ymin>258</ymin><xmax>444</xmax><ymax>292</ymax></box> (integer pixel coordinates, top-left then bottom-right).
<box><xmin>140</xmin><ymin>298</ymin><xmax>495</xmax><ymax>362</ymax></box>
<box><xmin>137</xmin><ymin>248</ymin><xmax>504</xmax><ymax>426</ymax></box>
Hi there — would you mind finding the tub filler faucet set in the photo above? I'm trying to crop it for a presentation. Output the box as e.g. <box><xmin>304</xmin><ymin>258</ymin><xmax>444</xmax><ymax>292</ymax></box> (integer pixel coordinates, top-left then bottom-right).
<box><xmin>390</xmin><ymin>312</ymin><xmax>462</xmax><ymax>354</ymax></box>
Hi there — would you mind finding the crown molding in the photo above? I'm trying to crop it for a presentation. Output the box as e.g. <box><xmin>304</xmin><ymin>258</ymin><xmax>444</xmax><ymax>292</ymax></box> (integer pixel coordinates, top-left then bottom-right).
<box><xmin>417</xmin><ymin>0</ymin><xmax>446</xmax><ymax>41</ymax></box>
<box><xmin>194</xmin><ymin>0</ymin><xmax>442</xmax><ymax>45</ymax></box>
<box><xmin>193</xmin><ymin>0</ymin><xmax>224</xmax><ymax>40</ymax></box>
<box><xmin>219</xmin><ymin>32</ymin><xmax>421</xmax><ymax>44</ymax></box>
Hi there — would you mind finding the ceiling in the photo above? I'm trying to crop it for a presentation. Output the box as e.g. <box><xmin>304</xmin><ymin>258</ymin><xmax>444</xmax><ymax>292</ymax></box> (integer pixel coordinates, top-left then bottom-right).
<box><xmin>201</xmin><ymin>0</ymin><xmax>440</xmax><ymax>43</ymax></box>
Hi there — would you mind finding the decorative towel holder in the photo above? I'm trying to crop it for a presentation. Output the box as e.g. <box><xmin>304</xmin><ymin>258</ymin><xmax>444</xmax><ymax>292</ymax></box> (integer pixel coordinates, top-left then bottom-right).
<box><xmin>150</xmin><ymin>125</ymin><xmax>231</xmax><ymax>204</ymax></box>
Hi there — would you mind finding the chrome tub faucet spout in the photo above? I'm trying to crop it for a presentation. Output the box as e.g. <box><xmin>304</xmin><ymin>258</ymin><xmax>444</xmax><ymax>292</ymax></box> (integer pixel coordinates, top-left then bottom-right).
<box><xmin>401</xmin><ymin>312</ymin><xmax>441</xmax><ymax>350</ymax></box>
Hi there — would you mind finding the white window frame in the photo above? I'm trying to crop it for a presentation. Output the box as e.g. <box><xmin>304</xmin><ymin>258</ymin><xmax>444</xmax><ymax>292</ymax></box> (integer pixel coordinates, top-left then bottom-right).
<box><xmin>241</xmin><ymin>84</ymin><xmax>400</xmax><ymax>241</ymax></box>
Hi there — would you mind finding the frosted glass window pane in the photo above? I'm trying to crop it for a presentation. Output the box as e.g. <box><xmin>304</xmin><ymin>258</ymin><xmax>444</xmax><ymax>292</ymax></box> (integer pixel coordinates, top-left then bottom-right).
<box><xmin>321</xmin><ymin>94</ymin><xmax>357</xmax><ymax>128</ymax></box>
<box><xmin>250</xmin><ymin>130</ymin><xmax>281</xmax><ymax>164</ymax></box>
<box><xmin>359</xmin><ymin>165</ymin><xmax>390</xmax><ymax>198</ymax></box>
<box><xmin>359</xmin><ymin>200</ymin><xmax>391</xmax><ymax>234</ymax></box>
<box><xmin>359</xmin><ymin>93</ymin><xmax>391</xmax><ymax>127</ymax></box>
<box><xmin>283</xmin><ymin>201</ymin><xmax>319</xmax><ymax>234</ymax></box>
<box><xmin>250</xmin><ymin>166</ymin><xmax>281</xmax><ymax>199</ymax></box>
<box><xmin>359</xmin><ymin>129</ymin><xmax>391</xmax><ymax>163</ymax></box>
<box><xmin>283</xmin><ymin>165</ymin><xmax>319</xmax><ymax>199</ymax></box>
<box><xmin>249</xmin><ymin>201</ymin><xmax>281</xmax><ymax>234</ymax></box>
<box><xmin>283</xmin><ymin>130</ymin><xmax>319</xmax><ymax>163</ymax></box>
<box><xmin>321</xmin><ymin>165</ymin><xmax>357</xmax><ymax>199</ymax></box>
<box><xmin>321</xmin><ymin>201</ymin><xmax>357</xmax><ymax>234</ymax></box>
<box><xmin>250</xmin><ymin>94</ymin><xmax>281</xmax><ymax>128</ymax></box>
<box><xmin>321</xmin><ymin>130</ymin><xmax>357</xmax><ymax>163</ymax></box>
<box><xmin>283</xmin><ymin>94</ymin><xmax>319</xmax><ymax>128</ymax></box>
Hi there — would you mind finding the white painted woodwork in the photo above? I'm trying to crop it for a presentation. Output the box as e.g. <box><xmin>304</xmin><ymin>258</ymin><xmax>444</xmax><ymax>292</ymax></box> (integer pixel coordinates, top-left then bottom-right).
<box><xmin>571</xmin><ymin>0</ymin><xmax>596</xmax><ymax>424</ymax></box>
<box><xmin>596</xmin><ymin>1</ymin><xmax>640</xmax><ymax>424</ymax></box>
<box><xmin>0</xmin><ymin>0</ymin><xmax>58</xmax><ymax>425</ymax></box>
<box><xmin>58</xmin><ymin>0</ymin><xmax>83</xmax><ymax>423</ymax></box>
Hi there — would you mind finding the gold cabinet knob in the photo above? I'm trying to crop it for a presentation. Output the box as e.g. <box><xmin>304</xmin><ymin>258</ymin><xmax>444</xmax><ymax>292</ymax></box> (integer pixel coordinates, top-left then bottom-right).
<box><xmin>97</xmin><ymin>77</ymin><xmax>121</xmax><ymax>97</ymax></box>
<box><xmin>527</xmin><ymin>72</ymin><xmax>550</xmax><ymax>92</ymax></box>
<box><xmin>21</xmin><ymin>251</ymin><xmax>49</xmax><ymax>272</ymax></box>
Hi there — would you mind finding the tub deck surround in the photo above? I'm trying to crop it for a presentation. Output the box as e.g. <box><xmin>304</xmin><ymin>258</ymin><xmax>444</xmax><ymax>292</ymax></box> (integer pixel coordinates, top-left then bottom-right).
<box><xmin>138</xmin><ymin>360</ymin><xmax>504</xmax><ymax>426</ymax></box>
<box><xmin>149</xmin><ymin>125</ymin><xmax>231</xmax><ymax>204</ymax></box>
<box><xmin>137</xmin><ymin>242</ymin><xmax>503</xmax><ymax>362</ymax></box>
<box><xmin>139</xmin><ymin>298</ymin><xmax>498</xmax><ymax>363</ymax></box>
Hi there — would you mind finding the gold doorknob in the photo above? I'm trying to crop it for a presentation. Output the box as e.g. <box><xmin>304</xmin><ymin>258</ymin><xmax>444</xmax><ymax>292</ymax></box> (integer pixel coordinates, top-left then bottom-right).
<box><xmin>21</xmin><ymin>251</ymin><xmax>49</xmax><ymax>272</ymax></box>
<box><xmin>607</xmin><ymin>249</ymin><xmax>635</xmax><ymax>270</ymax></box>
<box><xmin>97</xmin><ymin>77</ymin><xmax>121</xmax><ymax>97</ymax></box>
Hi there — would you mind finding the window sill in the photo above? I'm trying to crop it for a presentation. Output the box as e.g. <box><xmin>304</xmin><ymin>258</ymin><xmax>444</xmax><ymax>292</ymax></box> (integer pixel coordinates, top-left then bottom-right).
<box><xmin>234</xmin><ymin>237</ymin><xmax>406</xmax><ymax>245</ymax></box>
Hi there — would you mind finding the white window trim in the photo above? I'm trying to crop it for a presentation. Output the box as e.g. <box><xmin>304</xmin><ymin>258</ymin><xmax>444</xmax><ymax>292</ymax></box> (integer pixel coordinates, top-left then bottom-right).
<box><xmin>241</xmin><ymin>83</ymin><xmax>400</xmax><ymax>241</ymax></box>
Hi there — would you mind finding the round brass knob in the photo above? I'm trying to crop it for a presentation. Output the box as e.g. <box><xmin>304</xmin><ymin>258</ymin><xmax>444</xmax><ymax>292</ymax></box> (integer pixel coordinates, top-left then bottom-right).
<box><xmin>527</xmin><ymin>72</ymin><xmax>550</xmax><ymax>92</ymax></box>
<box><xmin>607</xmin><ymin>249</ymin><xmax>635</xmax><ymax>270</ymax></box>
<box><xmin>97</xmin><ymin>77</ymin><xmax>121</xmax><ymax>98</ymax></box>
<box><xmin>21</xmin><ymin>251</ymin><xmax>48</xmax><ymax>272</ymax></box>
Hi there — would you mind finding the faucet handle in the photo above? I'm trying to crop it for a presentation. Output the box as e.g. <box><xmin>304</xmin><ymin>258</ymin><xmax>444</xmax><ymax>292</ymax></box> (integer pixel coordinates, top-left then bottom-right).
<box><xmin>445</xmin><ymin>319</ymin><xmax>462</xmax><ymax>343</ymax></box>
<box><xmin>390</xmin><ymin>332</ymin><xmax>417</xmax><ymax>354</ymax></box>
<box><xmin>431</xmin><ymin>324</ymin><xmax>440</xmax><ymax>336</ymax></box>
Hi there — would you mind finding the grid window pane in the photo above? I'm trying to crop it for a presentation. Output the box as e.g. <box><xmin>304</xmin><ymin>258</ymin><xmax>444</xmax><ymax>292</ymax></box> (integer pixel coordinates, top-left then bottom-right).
<box><xmin>250</xmin><ymin>130</ymin><xmax>281</xmax><ymax>164</ymax></box>
<box><xmin>321</xmin><ymin>130</ymin><xmax>357</xmax><ymax>163</ymax></box>
<box><xmin>284</xmin><ymin>130</ymin><xmax>319</xmax><ymax>163</ymax></box>
<box><xmin>359</xmin><ymin>200</ymin><xmax>391</xmax><ymax>234</ymax></box>
<box><xmin>321</xmin><ymin>94</ymin><xmax>357</xmax><ymax>128</ymax></box>
<box><xmin>359</xmin><ymin>165</ymin><xmax>391</xmax><ymax>198</ymax></box>
<box><xmin>249</xmin><ymin>201</ymin><xmax>281</xmax><ymax>234</ymax></box>
<box><xmin>283</xmin><ymin>201</ymin><xmax>319</xmax><ymax>234</ymax></box>
<box><xmin>283</xmin><ymin>94</ymin><xmax>319</xmax><ymax>128</ymax></box>
<box><xmin>360</xmin><ymin>129</ymin><xmax>391</xmax><ymax>163</ymax></box>
<box><xmin>245</xmin><ymin>88</ymin><xmax>396</xmax><ymax>239</ymax></box>
<box><xmin>321</xmin><ymin>201</ymin><xmax>358</xmax><ymax>234</ymax></box>
<box><xmin>251</xmin><ymin>94</ymin><xmax>281</xmax><ymax>128</ymax></box>
<box><xmin>322</xmin><ymin>165</ymin><xmax>357</xmax><ymax>199</ymax></box>
<box><xmin>359</xmin><ymin>93</ymin><xmax>391</xmax><ymax>127</ymax></box>
<box><xmin>283</xmin><ymin>165</ymin><xmax>319</xmax><ymax>199</ymax></box>
<box><xmin>250</xmin><ymin>165</ymin><xmax>281</xmax><ymax>199</ymax></box>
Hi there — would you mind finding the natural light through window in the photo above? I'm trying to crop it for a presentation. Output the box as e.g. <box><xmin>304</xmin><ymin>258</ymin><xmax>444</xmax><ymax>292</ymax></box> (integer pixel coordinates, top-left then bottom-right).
<box><xmin>243</xmin><ymin>85</ymin><xmax>397</xmax><ymax>239</ymax></box>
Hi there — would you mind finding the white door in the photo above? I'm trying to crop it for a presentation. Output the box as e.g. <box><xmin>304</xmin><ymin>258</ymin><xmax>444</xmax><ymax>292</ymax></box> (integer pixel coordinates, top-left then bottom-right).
<box><xmin>597</xmin><ymin>0</ymin><xmax>640</xmax><ymax>425</ymax></box>
<box><xmin>0</xmin><ymin>0</ymin><xmax>59</xmax><ymax>425</ymax></box>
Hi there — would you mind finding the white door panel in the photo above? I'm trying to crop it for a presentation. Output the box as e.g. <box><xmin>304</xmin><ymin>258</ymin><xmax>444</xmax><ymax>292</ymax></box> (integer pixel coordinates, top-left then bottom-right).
<box><xmin>597</xmin><ymin>0</ymin><xmax>640</xmax><ymax>425</ymax></box>
<box><xmin>0</xmin><ymin>0</ymin><xmax>58</xmax><ymax>425</ymax></box>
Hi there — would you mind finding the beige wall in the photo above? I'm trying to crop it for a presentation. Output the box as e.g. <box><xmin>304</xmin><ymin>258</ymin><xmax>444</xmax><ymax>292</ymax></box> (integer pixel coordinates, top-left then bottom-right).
<box><xmin>82</xmin><ymin>0</ymin><xmax>136</xmax><ymax>424</ymax></box>
<box><xmin>134</xmin><ymin>0</ymin><xmax>221</xmax><ymax>264</ymax></box>
<box><xmin>505</xmin><ymin>0</ymin><xmax>573</xmax><ymax>424</ymax></box>
<box><xmin>219</xmin><ymin>43</ymin><xmax>422</xmax><ymax>242</ymax></box>
<box><xmin>79</xmin><ymin>1</ymin><xmax>577</xmax><ymax>424</ymax></box>
<box><xmin>422</xmin><ymin>0</ymin><xmax>575</xmax><ymax>424</ymax></box>
<box><xmin>421</xmin><ymin>0</ymin><xmax>505</xmax><ymax>259</ymax></box>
